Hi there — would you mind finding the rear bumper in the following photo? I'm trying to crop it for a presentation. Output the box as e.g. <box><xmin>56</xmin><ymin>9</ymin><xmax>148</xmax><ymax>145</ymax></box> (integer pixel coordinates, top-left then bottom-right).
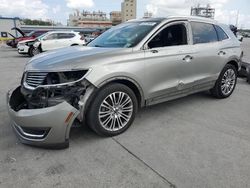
<box><xmin>7</xmin><ymin>86</ymin><xmax>79</xmax><ymax>149</ymax></box>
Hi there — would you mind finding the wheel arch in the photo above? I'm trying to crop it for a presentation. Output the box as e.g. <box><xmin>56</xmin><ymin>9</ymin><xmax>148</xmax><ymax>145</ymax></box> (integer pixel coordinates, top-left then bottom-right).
<box><xmin>227</xmin><ymin>60</ymin><xmax>239</xmax><ymax>72</ymax></box>
<box><xmin>97</xmin><ymin>77</ymin><xmax>145</xmax><ymax>108</ymax></box>
<box><xmin>226</xmin><ymin>55</ymin><xmax>241</xmax><ymax>72</ymax></box>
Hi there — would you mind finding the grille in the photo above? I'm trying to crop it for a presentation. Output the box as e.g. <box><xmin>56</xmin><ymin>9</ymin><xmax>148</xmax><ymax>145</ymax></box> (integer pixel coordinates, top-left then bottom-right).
<box><xmin>25</xmin><ymin>72</ymin><xmax>48</xmax><ymax>88</ymax></box>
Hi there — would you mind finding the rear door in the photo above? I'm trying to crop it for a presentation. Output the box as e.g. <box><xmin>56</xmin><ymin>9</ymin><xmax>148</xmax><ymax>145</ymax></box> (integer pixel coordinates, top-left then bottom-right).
<box><xmin>189</xmin><ymin>22</ymin><xmax>224</xmax><ymax>86</ymax></box>
<box><xmin>57</xmin><ymin>33</ymin><xmax>76</xmax><ymax>47</ymax></box>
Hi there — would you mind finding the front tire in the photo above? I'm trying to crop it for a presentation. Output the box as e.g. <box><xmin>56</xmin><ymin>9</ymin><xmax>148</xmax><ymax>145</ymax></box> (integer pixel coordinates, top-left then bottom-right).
<box><xmin>210</xmin><ymin>64</ymin><xmax>237</xmax><ymax>98</ymax></box>
<box><xmin>29</xmin><ymin>46</ymin><xmax>41</xmax><ymax>57</ymax></box>
<box><xmin>86</xmin><ymin>83</ymin><xmax>138</xmax><ymax>136</ymax></box>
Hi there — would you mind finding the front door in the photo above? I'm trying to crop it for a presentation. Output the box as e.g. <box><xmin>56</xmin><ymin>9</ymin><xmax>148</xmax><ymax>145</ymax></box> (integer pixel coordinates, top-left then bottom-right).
<box><xmin>41</xmin><ymin>33</ymin><xmax>59</xmax><ymax>51</ymax></box>
<box><xmin>144</xmin><ymin>21</ymin><xmax>196</xmax><ymax>105</ymax></box>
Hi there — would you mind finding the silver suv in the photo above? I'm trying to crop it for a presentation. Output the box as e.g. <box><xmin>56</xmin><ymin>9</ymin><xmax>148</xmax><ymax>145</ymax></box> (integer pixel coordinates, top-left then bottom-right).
<box><xmin>7</xmin><ymin>16</ymin><xmax>242</xmax><ymax>148</ymax></box>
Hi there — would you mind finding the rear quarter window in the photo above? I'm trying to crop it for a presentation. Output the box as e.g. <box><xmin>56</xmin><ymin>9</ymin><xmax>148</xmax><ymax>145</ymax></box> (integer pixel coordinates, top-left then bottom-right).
<box><xmin>191</xmin><ymin>22</ymin><xmax>218</xmax><ymax>44</ymax></box>
<box><xmin>214</xmin><ymin>25</ymin><xmax>229</xmax><ymax>41</ymax></box>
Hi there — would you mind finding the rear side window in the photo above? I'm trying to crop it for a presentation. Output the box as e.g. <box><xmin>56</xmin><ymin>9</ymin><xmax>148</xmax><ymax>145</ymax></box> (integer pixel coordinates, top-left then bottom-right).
<box><xmin>214</xmin><ymin>25</ymin><xmax>229</xmax><ymax>41</ymax></box>
<box><xmin>58</xmin><ymin>33</ymin><xmax>75</xmax><ymax>39</ymax></box>
<box><xmin>191</xmin><ymin>22</ymin><xmax>218</xmax><ymax>44</ymax></box>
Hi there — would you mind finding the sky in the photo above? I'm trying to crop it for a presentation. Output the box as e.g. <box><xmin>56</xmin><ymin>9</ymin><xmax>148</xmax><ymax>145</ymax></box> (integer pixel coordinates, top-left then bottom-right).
<box><xmin>0</xmin><ymin>0</ymin><xmax>249</xmax><ymax>29</ymax></box>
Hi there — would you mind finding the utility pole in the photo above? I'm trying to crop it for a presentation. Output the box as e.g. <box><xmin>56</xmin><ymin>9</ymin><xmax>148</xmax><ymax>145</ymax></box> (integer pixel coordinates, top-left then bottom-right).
<box><xmin>236</xmin><ymin>10</ymin><xmax>239</xmax><ymax>27</ymax></box>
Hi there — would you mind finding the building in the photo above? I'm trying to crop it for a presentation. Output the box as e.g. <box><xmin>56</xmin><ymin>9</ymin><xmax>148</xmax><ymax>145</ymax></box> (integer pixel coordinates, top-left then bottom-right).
<box><xmin>121</xmin><ymin>0</ymin><xmax>137</xmax><ymax>22</ymax></box>
<box><xmin>110</xmin><ymin>11</ymin><xmax>122</xmax><ymax>26</ymax></box>
<box><xmin>19</xmin><ymin>25</ymin><xmax>104</xmax><ymax>35</ymax></box>
<box><xmin>191</xmin><ymin>4</ymin><xmax>215</xmax><ymax>19</ymax></box>
<box><xmin>0</xmin><ymin>17</ymin><xmax>21</xmax><ymax>40</ymax></box>
<box><xmin>68</xmin><ymin>10</ymin><xmax>112</xmax><ymax>28</ymax></box>
<box><xmin>143</xmin><ymin>11</ymin><xmax>153</xmax><ymax>19</ymax></box>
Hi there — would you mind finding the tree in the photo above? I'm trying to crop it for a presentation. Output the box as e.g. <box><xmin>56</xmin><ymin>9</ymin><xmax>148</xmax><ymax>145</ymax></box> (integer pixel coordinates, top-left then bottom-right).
<box><xmin>22</xmin><ymin>19</ymin><xmax>53</xmax><ymax>26</ymax></box>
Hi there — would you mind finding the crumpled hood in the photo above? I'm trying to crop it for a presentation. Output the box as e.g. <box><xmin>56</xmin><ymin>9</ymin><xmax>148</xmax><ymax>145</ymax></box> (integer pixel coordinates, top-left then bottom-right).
<box><xmin>19</xmin><ymin>39</ymin><xmax>36</xmax><ymax>44</ymax></box>
<box><xmin>25</xmin><ymin>46</ymin><xmax>126</xmax><ymax>71</ymax></box>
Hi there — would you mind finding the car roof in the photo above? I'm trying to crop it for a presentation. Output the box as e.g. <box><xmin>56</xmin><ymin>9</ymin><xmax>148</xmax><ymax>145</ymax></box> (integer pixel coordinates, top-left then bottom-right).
<box><xmin>130</xmin><ymin>16</ymin><xmax>218</xmax><ymax>25</ymax></box>
<box><xmin>46</xmin><ymin>31</ymin><xmax>78</xmax><ymax>34</ymax></box>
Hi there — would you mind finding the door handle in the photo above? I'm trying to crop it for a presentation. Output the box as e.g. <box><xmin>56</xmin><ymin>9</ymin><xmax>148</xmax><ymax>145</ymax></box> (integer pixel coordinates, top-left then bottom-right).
<box><xmin>151</xmin><ymin>50</ymin><xmax>158</xmax><ymax>53</ymax></box>
<box><xmin>218</xmin><ymin>51</ymin><xmax>226</xmax><ymax>55</ymax></box>
<box><xmin>182</xmin><ymin>55</ymin><xmax>193</xmax><ymax>62</ymax></box>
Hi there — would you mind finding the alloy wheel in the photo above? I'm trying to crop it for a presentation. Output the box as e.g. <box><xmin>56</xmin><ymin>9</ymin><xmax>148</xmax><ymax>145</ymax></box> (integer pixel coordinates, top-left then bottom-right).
<box><xmin>221</xmin><ymin>68</ymin><xmax>236</xmax><ymax>95</ymax></box>
<box><xmin>98</xmin><ymin>91</ymin><xmax>133</xmax><ymax>132</ymax></box>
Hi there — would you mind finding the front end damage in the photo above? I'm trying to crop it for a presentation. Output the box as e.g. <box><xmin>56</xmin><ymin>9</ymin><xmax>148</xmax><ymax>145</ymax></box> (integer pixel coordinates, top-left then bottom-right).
<box><xmin>7</xmin><ymin>71</ymin><xmax>95</xmax><ymax>148</ymax></box>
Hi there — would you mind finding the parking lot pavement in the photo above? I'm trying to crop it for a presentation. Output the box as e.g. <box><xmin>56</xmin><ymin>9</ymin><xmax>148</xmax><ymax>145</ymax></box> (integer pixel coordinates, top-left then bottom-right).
<box><xmin>0</xmin><ymin>40</ymin><xmax>250</xmax><ymax>188</ymax></box>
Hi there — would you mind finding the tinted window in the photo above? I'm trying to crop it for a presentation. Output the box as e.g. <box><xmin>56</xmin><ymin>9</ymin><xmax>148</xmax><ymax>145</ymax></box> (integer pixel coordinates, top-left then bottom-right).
<box><xmin>58</xmin><ymin>33</ymin><xmax>75</xmax><ymax>39</ymax></box>
<box><xmin>148</xmin><ymin>24</ymin><xmax>187</xmax><ymax>48</ymax></box>
<box><xmin>191</xmin><ymin>22</ymin><xmax>218</xmax><ymax>44</ymax></box>
<box><xmin>34</xmin><ymin>31</ymin><xmax>47</xmax><ymax>37</ymax></box>
<box><xmin>44</xmin><ymin>33</ymin><xmax>58</xmax><ymax>40</ymax></box>
<box><xmin>214</xmin><ymin>25</ymin><xmax>229</xmax><ymax>41</ymax></box>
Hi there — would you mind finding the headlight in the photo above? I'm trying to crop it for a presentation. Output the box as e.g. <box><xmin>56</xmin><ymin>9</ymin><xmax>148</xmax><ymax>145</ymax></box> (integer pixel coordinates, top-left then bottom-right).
<box><xmin>45</xmin><ymin>70</ymin><xmax>89</xmax><ymax>85</ymax></box>
<box><xmin>25</xmin><ymin>41</ymin><xmax>35</xmax><ymax>46</ymax></box>
<box><xmin>23</xmin><ymin>70</ymin><xmax>90</xmax><ymax>90</ymax></box>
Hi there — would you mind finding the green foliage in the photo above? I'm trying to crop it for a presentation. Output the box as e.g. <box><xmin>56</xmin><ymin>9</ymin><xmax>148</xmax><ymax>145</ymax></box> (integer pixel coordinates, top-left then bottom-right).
<box><xmin>22</xmin><ymin>19</ymin><xmax>52</xmax><ymax>26</ymax></box>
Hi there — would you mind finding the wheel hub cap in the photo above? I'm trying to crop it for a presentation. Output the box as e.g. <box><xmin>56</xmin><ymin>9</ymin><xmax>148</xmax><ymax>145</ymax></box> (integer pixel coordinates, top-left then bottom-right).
<box><xmin>221</xmin><ymin>69</ymin><xmax>236</xmax><ymax>95</ymax></box>
<box><xmin>98</xmin><ymin>92</ymin><xmax>133</xmax><ymax>132</ymax></box>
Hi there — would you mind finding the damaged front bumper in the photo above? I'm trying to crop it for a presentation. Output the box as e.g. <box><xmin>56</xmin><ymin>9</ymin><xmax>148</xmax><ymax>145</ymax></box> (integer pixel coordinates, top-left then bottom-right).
<box><xmin>7</xmin><ymin>86</ymin><xmax>80</xmax><ymax>149</ymax></box>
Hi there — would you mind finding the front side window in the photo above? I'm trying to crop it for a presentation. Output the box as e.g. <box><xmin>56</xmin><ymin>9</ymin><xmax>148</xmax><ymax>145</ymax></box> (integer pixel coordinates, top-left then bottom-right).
<box><xmin>214</xmin><ymin>25</ymin><xmax>229</xmax><ymax>41</ymax></box>
<box><xmin>88</xmin><ymin>21</ymin><xmax>160</xmax><ymax>48</ymax></box>
<box><xmin>44</xmin><ymin>33</ymin><xmax>58</xmax><ymax>40</ymax></box>
<box><xmin>148</xmin><ymin>24</ymin><xmax>188</xmax><ymax>49</ymax></box>
<box><xmin>191</xmin><ymin>22</ymin><xmax>218</xmax><ymax>44</ymax></box>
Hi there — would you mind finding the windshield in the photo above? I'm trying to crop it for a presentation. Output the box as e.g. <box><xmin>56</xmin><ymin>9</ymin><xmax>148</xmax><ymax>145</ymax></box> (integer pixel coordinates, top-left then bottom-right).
<box><xmin>88</xmin><ymin>21</ymin><xmax>160</xmax><ymax>48</ymax></box>
<box><xmin>27</xmin><ymin>31</ymin><xmax>35</xmax><ymax>37</ymax></box>
<box><xmin>37</xmin><ymin>32</ymin><xmax>49</xmax><ymax>40</ymax></box>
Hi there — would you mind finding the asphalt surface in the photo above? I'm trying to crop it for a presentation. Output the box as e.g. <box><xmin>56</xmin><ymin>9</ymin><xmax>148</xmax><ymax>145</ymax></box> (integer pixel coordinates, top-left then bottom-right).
<box><xmin>0</xmin><ymin>39</ymin><xmax>250</xmax><ymax>188</ymax></box>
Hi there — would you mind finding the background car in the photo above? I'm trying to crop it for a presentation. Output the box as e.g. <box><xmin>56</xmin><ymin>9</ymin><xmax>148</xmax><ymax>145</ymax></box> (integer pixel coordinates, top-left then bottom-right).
<box><xmin>17</xmin><ymin>38</ymin><xmax>37</xmax><ymax>56</ymax></box>
<box><xmin>9</xmin><ymin>28</ymin><xmax>48</xmax><ymax>48</ymax></box>
<box><xmin>237</xmin><ymin>33</ymin><xmax>244</xmax><ymax>42</ymax></box>
<box><xmin>85</xmin><ymin>35</ymin><xmax>96</xmax><ymax>43</ymax></box>
<box><xmin>31</xmin><ymin>31</ymin><xmax>86</xmax><ymax>56</ymax></box>
<box><xmin>239</xmin><ymin>62</ymin><xmax>250</xmax><ymax>83</ymax></box>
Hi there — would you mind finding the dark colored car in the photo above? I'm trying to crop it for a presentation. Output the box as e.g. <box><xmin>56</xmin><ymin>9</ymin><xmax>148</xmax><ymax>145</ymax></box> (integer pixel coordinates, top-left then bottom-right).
<box><xmin>10</xmin><ymin>28</ymin><xmax>48</xmax><ymax>48</ymax></box>
<box><xmin>6</xmin><ymin>33</ymin><xmax>16</xmax><ymax>47</ymax></box>
<box><xmin>239</xmin><ymin>62</ymin><xmax>250</xmax><ymax>83</ymax></box>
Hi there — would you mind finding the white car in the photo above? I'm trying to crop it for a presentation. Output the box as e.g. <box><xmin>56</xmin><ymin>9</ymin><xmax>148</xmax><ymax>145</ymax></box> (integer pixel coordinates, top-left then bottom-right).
<box><xmin>17</xmin><ymin>38</ymin><xmax>37</xmax><ymax>56</ymax></box>
<box><xmin>31</xmin><ymin>31</ymin><xmax>86</xmax><ymax>56</ymax></box>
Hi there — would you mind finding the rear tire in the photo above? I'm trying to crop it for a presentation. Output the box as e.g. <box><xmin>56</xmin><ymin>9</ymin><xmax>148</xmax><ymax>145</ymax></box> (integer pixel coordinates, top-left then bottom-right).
<box><xmin>210</xmin><ymin>64</ymin><xmax>237</xmax><ymax>98</ymax></box>
<box><xmin>86</xmin><ymin>83</ymin><xmax>138</xmax><ymax>136</ymax></box>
